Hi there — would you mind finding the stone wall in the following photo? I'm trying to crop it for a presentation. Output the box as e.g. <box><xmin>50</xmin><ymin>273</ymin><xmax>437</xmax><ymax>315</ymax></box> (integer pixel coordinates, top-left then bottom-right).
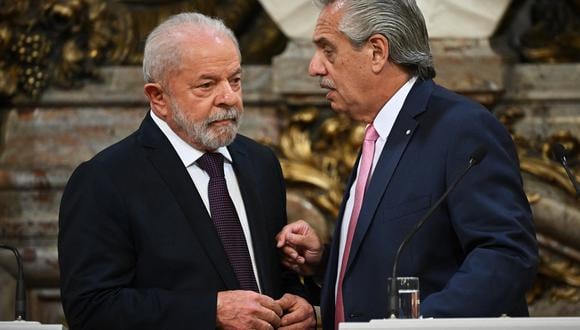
<box><xmin>1</xmin><ymin>53</ymin><xmax>579</xmax><ymax>323</ymax></box>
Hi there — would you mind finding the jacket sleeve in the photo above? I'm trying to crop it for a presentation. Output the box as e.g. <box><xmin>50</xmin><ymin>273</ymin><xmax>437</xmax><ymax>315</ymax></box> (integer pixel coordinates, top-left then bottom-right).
<box><xmin>420</xmin><ymin>108</ymin><xmax>538</xmax><ymax>317</ymax></box>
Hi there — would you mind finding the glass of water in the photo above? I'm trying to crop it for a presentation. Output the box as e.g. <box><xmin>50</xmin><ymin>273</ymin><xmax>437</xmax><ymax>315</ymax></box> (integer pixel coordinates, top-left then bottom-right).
<box><xmin>387</xmin><ymin>276</ymin><xmax>420</xmax><ymax>318</ymax></box>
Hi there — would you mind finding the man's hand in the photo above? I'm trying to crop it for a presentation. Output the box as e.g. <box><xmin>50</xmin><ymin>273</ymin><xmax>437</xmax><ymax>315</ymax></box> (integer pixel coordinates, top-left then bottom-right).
<box><xmin>276</xmin><ymin>220</ymin><xmax>324</xmax><ymax>276</ymax></box>
<box><xmin>216</xmin><ymin>290</ymin><xmax>283</xmax><ymax>329</ymax></box>
<box><xmin>276</xmin><ymin>294</ymin><xmax>316</xmax><ymax>330</ymax></box>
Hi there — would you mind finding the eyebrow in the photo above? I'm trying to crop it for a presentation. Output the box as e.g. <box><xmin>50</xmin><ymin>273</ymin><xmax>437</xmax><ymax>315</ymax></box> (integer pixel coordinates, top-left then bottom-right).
<box><xmin>230</xmin><ymin>67</ymin><xmax>242</xmax><ymax>76</ymax></box>
<box><xmin>313</xmin><ymin>37</ymin><xmax>335</xmax><ymax>50</ymax></box>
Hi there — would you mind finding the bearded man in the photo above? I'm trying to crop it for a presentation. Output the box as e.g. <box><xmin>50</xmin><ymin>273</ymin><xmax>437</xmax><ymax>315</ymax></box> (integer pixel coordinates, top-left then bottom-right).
<box><xmin>58</xmin><ymin>12</ymin><xmax>315</xmax><ymax>330</ymax></box>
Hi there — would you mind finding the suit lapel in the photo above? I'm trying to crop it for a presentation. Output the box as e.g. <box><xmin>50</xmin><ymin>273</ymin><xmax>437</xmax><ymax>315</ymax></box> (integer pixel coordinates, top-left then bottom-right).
<box><xmin>345</xmin><ymin>79</ymin><xmax>434</xmax><ymax>273</ymax></box>
<box><xmin>138</xmin><ymin>114</ymin><xmax>239</xmax><ymax>289</ymax></box>
<box><xmin>320</xmin><ymin>154</ymin><xmax>360</xmax><ymax>322</ymax></box>
<box><xmin>228</xmin><ymin>141</ymin><xmax>274</xmax><ymax>295</ymax></box>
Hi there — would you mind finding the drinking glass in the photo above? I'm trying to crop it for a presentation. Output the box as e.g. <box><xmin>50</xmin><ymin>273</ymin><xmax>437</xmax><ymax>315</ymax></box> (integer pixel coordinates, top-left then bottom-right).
<box><xmin>387</xmin><ymin>276</ymin><xmax>420</xmax><ymax>318</ymax></box>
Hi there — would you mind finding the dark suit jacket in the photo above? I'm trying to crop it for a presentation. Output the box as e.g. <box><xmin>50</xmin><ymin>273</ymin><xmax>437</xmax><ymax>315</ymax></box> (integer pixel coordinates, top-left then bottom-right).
<box><xmin>320</xmin><ymin>79</ymin><xmax>538</xmax><ymax>328</ymax></box>
<box><xmin>58</xmin><ymin>113</ymin><xmax>303</xmax><ymax>330</ymax></box>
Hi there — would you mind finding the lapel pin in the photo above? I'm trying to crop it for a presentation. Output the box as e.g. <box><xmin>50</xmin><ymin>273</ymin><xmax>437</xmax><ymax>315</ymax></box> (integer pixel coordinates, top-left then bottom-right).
<box><xmin>405</xmin><ymin>129</ymin><xmax>411</xmax><ymax>135</ymax></box>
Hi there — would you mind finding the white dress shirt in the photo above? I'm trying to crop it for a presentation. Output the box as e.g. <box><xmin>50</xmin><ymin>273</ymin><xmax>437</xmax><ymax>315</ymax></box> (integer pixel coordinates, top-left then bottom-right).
<box><xmin>150</xmin><ymin>111</ymin><xmax>262</xmax><ymax>292</ymax></box>
<box><xmin>335</xmin><ymin>76</ymin><xmax>418</xmax><ymax>299</ymax></box>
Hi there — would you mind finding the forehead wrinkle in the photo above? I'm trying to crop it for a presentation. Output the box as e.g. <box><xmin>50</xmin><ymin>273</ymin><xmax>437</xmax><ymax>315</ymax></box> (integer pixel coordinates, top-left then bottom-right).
<box><xmin>178</xmin><ymin>30</ymin><xmax>240</xmax><ymax>68</ymax></box>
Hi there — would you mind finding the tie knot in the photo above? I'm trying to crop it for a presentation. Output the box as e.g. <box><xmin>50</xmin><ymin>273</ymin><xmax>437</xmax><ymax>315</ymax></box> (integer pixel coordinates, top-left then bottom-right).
<box><xmin>197</xmin><ymin>152</ymin><xmax>225</xmax><ymax>178</ymax></box>
<box><xmin>364</xmin><ymin>124</ymin><xmax>379</xmax><ymax>142</ymax></box>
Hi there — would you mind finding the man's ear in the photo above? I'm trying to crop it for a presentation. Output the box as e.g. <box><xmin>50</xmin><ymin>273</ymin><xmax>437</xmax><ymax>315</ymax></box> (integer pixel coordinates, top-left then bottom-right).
<box><xmin>144</xmin><ymin>83</ymin><xmax>168</xmax><ymax>117</ymax></box>
<box><xmin>368</xmin><ymin>34</ymin><xmax>389</xmax><ymax>73</ymax></box>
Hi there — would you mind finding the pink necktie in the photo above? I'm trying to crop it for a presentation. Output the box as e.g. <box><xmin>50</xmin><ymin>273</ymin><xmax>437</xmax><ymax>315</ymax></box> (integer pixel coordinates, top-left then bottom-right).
<box><xmin>335</xmin><ymin>124</ymin><xmax>379</xmax><ymax>329</ymax></box>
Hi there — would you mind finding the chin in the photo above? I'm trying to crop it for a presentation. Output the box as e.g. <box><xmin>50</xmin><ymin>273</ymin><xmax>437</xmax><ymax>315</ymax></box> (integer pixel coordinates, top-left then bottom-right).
<box><xmin>329</xmin><ymin>103</ymin><xmax>347</xmax><ymax>114</ymax></box>
<box><xmin>214</xmin><ymin>128</ymin><xmax>238</xmax><ymax>145</ymax></box>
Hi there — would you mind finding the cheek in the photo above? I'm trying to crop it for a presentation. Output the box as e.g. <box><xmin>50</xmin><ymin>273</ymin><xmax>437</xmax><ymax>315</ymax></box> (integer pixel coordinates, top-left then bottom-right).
<box><xmin>229</xmin><ymin>92</ymin><xmax>244</xmax><ymax>111</ymax></box>
<box><xmin>175</xmin><ymin>97</ymin><xmax>209</xmax><ymax>121</ymax></box>
<box><xmin>234</xmin><ymin>90</ymin><xmax>243</xmax><ymax>102</ymax></box>
<box><xmin>343</xmin><ymin>63</ymin><xmax>367</xmax><ymax>89</ymax></box>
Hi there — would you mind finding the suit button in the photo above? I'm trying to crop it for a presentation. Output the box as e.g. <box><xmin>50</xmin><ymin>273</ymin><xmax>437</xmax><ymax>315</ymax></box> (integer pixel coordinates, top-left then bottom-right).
<box><xmin>349</xmin><ymin>313</ymin><xmax>360</xmax><ymax>319</ymax></box>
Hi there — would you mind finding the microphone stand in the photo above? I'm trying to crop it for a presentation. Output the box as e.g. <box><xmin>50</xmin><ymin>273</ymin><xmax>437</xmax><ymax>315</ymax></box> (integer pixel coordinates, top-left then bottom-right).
<box><xmin>552</xmin><ymin>143</ymin><xmax>580</xmax><ymax>198</ymax></box>
<box><xmin>387</xmin><ymin>147</ymin><xmax>486</xmax><ymax>318</ymax></box>
<box><xmin>0</xmin><ymin>244</ymin><xmax>27</xmax><ymax>320</ymax></box>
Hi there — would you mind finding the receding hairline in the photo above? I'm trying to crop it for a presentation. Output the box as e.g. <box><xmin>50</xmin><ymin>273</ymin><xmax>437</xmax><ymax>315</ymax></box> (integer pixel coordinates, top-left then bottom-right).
<box><xmin>171</xmin><ymin>24</ymin><xmax>240</xmax><ymax>62</ymax></box>
<box><xmin>160</xmin><ymin>28</ymin><xmax>239</xmax><ymax>83</ymax></box>
<box><xmin>143</xmin><ymin>12</ymin><xmax>240</xmax><ymax>84</ymax></box>
<box><xmin>152</xmin><ymin>22</ymin><xmax>238</xmax><ymax>56</ymax></box>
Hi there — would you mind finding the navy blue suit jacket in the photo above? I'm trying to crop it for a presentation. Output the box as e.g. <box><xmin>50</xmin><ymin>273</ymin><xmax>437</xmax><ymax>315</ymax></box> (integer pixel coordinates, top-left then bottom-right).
<box><xmin>320</xmin><ymin>79</ymin><xmax>538</xmax><ymax>328</ymax></box>
<box><xmin>58</xmin><ymin>114</ymin><xmax>304</xmax><ymax>330</ymax></box>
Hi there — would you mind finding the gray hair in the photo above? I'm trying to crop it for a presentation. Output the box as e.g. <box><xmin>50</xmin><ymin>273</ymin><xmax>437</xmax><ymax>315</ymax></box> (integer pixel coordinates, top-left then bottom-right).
<box><xmin>143</xmin><ymin>12</ymin><xmax>240</xmax><ymax>84</ymax></box>
<box><xmin>314</xmin><ymin>0</ymin><xmax>435</xmax><ymax>79</ymax></box>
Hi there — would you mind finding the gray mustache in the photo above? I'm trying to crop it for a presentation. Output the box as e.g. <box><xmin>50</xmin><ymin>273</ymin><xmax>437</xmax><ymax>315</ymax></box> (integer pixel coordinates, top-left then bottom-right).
<box><xmin>208</xmin><ymin>107</ymin><xmax>239</xmax><ymax>123</ymax></box>
<box><xmin>320</xmin><ymin>78</ymin><xmax>336</xmax><ymax>90</ymax></box>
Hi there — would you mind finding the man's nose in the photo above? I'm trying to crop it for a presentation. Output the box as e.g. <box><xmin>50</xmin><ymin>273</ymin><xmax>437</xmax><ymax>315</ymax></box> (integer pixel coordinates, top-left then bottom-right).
<box><xmin>308</xmin><ymin>52</ymin><xmax>327</xmax><ymax>77</ymax></box>
<box><xmin>216</xmin><ymin>81</ymin><xmax>238</xmax><ymax>106</ymax></box>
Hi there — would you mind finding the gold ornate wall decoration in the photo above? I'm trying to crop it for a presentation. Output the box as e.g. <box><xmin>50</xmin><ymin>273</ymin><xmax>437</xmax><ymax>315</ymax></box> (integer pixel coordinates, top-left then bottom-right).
<box><xmin>205</xmin><ymin>0</ymin><xmax>287</xmax><ymax>63</ymax></box>
<box><xmin>519</xmin><ymin>0</ymin><xmax>580</xmax><ymax>63</ymax></box>
<box><xmin>497</xmin><ymin>106</ymin><xmax>580</xmax><ymax>305</ymax></box>
<box><xmin>115</xmin><ymin>0</ymin><xmax>287</xmax><ymax>65</ymax></box>
<box><xmin>0</xmin><ymin>0</ymin><xmax>287</xmax><ymax>101</ymax></box>
<box><xmin>0</xmin><ymin>0</ymin><xmax>134</xmax><ymax>100</ymax></box>
<box><xmin>275</xmin><ymin>107</ymin><xmax>364</xmax><ymax>222</ymax></box>
<box><xmin>521</xmin><ymin>143</ymin><xmax>580</xmax><ymax>305</ymax></box>
<box><xmin>499</xmin><ymin>106</ymin><xmax>580</xmax><ymax>197</ymax></box>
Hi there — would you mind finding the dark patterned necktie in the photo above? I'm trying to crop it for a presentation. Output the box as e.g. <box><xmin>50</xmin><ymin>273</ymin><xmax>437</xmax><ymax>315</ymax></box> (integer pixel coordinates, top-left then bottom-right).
<box><xmin>197</xmin><ymin>152</ymin><xmax>259</xmax><ymax>292</ymax></box>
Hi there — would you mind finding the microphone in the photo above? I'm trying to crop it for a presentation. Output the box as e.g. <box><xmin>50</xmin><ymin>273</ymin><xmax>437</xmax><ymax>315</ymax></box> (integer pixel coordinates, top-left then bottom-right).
<box><xmin>0</xmin><ymin>244</ymin><xmax>27</xmax><ymax>320</ymax></box>
<box><xmin>551</xmin><ymin>143</ymin><xmax>580</xmax><ymax>198</ymax></box>
<box><xmin>387</xmin><ymin>146</ymin><xmax>487</xmax><ymax>318</ymax></box>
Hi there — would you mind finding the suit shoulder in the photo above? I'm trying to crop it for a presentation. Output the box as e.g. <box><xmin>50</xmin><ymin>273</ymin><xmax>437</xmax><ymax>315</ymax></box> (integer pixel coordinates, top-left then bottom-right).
<box><xmin>416</xmin><ymin>84</ymin><xmax>516</xmax><ymax>153</ymax></box>
<box><xmin>68</xmin><ymin>130</ymin><xmax>143</xmax><ymax>184</ymax></box>
<box><xmin>426</xmin><ymin>84</ymin><xmax>502</xmax><ymax>127</ymax></box>
<box><xmin>430</xmin><ymin>84</ymin><xmax>487</xmax><ymax>114</ymax></box>
<box><xmin>90</xmin><ymin>131</ymin><xmax>141</xmax><ymax>165</ymax></box>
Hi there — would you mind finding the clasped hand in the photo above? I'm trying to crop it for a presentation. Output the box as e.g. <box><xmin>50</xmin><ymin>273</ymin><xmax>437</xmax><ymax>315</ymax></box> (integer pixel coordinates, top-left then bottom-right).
<box><xmin>216</xmin><ymin>290</ymin><xmax>315</xmax><ymax>329</ymax></box>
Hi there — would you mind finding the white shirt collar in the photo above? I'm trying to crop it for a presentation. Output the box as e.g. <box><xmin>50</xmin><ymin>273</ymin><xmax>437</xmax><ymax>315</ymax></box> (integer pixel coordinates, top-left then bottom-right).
<box><xmin>372</xmin><ymin>76</ymin><xmax>417</xmax><ymax>141</ymax></box>
<box><xmin>149</xmin><ymin>110</ymin><xmax>233</xmax><ymax>167</ymax></box>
